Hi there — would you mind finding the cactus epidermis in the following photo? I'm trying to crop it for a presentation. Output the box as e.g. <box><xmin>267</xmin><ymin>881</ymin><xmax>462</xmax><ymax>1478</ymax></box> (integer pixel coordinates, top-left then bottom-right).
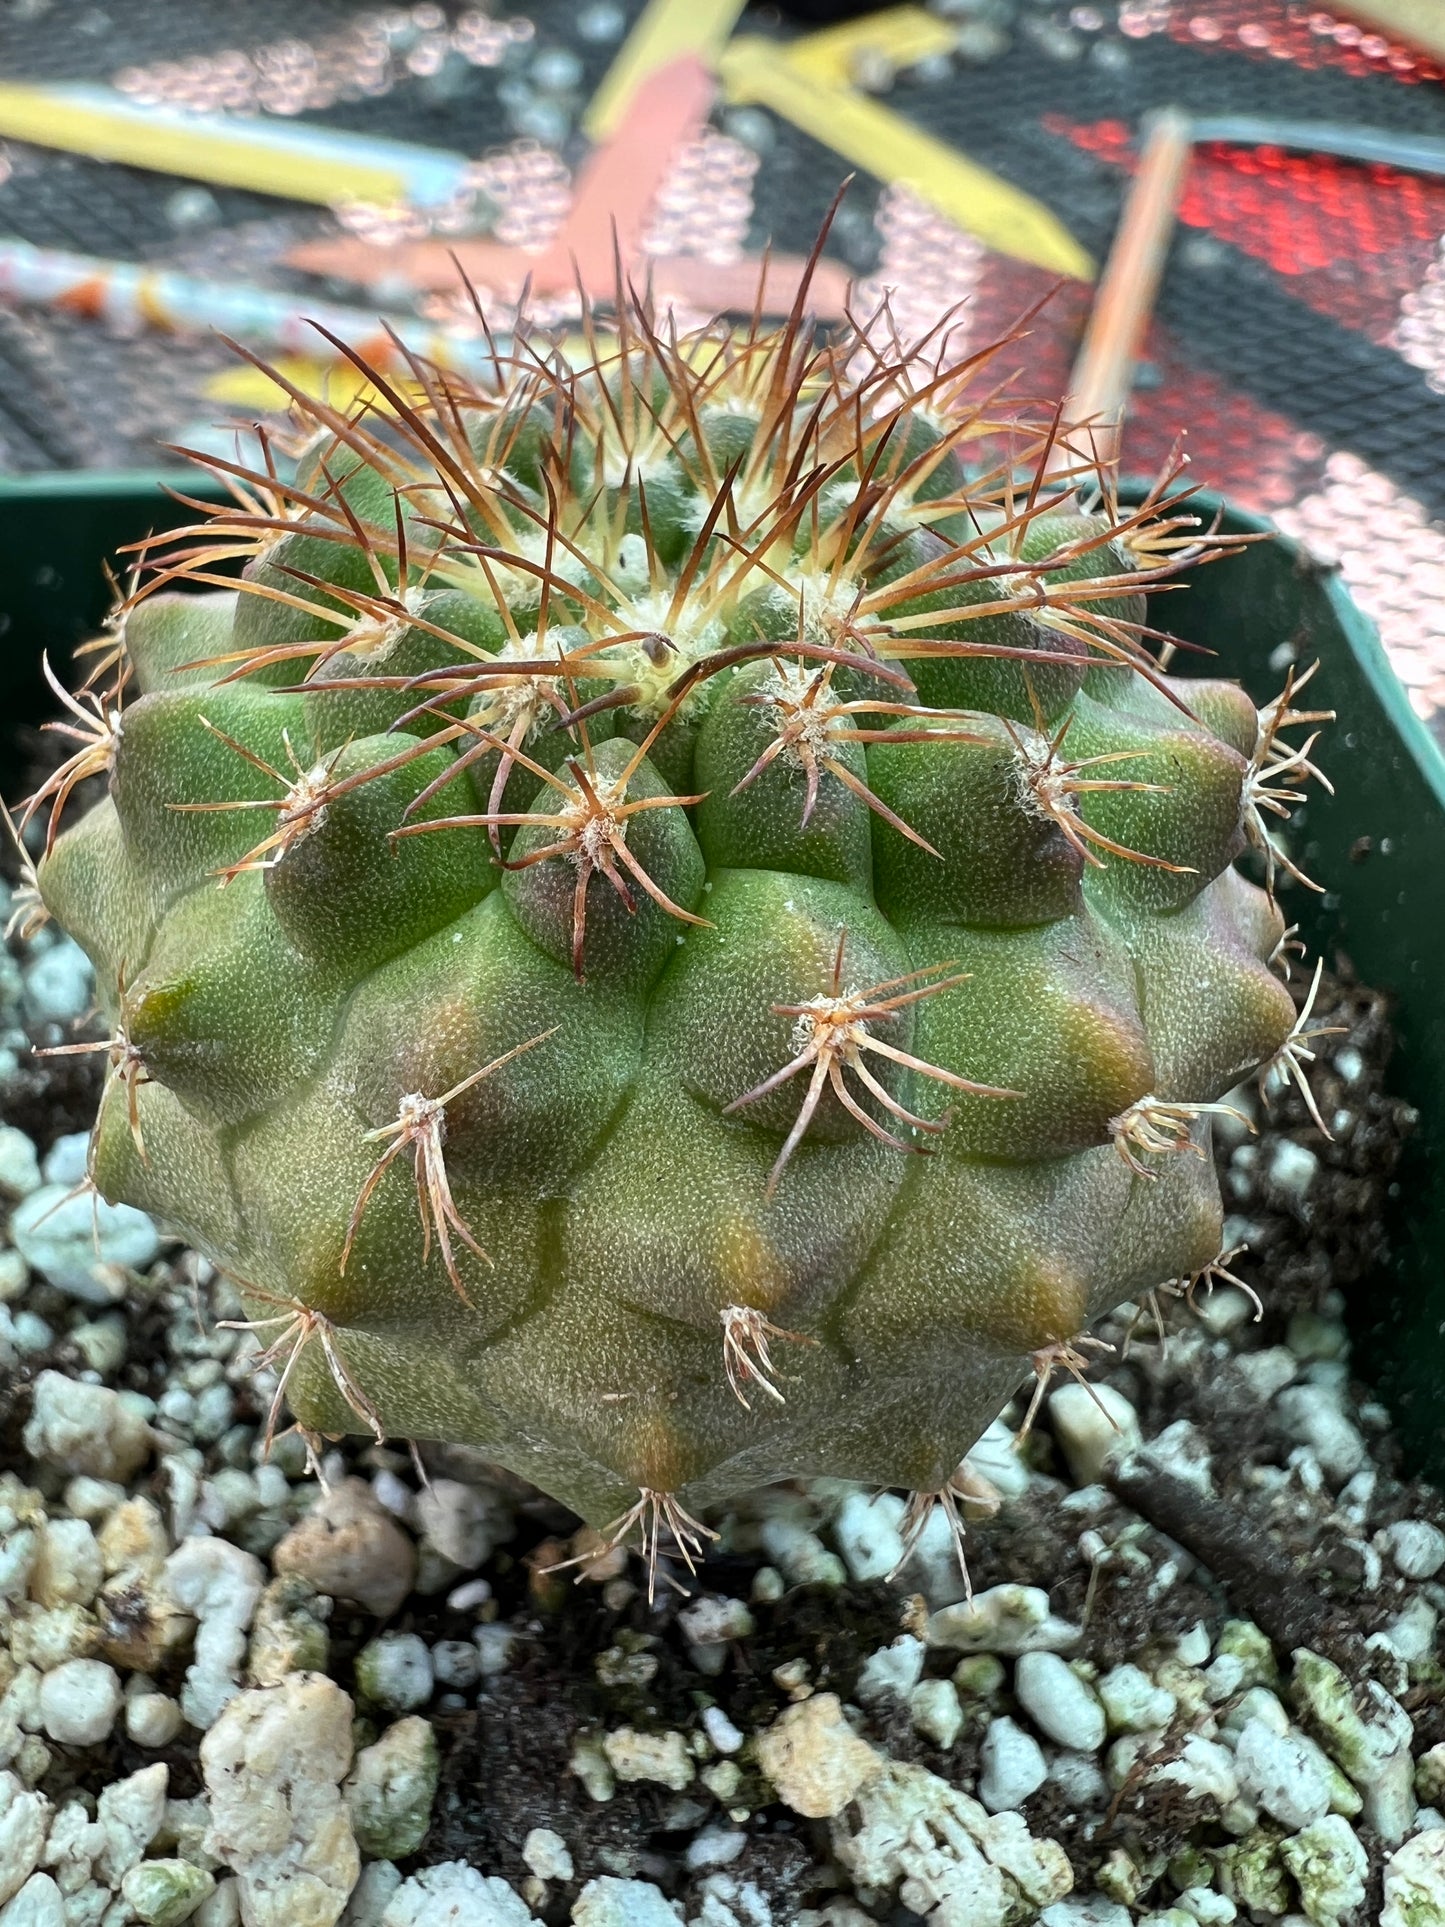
<box><xmin>29</xmin><ymin>275</ymin><xmax>1330</xmax><ymax>1583</ymax></box>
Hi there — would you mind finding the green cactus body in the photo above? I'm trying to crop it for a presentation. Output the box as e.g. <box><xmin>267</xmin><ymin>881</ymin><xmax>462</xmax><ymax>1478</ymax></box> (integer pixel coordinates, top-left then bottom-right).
<box><xmin>33</xmin><ymin>295</ymin><xmax>1319</xmax><ymax>1561</ymax></box>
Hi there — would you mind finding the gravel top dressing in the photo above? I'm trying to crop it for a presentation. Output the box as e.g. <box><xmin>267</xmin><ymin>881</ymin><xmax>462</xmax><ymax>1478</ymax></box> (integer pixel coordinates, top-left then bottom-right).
<box><xmin>2</xmin><ymin>849</ymin><xmax>1443</xmax><ymax>1927</ymax></box>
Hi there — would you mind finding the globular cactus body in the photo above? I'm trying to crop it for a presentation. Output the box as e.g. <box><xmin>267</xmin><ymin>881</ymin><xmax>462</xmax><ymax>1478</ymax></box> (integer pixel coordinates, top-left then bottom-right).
<box><xmin>33</xmin><ymin>286</ymin><xmax>1323</xmax><ymax>1561</ymax></box>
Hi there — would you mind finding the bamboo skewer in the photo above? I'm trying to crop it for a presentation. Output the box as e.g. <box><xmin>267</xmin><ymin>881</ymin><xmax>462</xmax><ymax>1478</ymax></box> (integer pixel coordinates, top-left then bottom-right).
<box><xmin>1054</xmin><ymin>108</ymin><xmax>1194</xmax><ymax>478</ymax></box>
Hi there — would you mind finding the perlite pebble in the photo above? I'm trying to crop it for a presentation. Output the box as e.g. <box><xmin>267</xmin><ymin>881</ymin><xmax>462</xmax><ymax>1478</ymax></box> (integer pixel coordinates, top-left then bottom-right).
<box><xmin>1384</xmin><ymin>1519</ymin><xmax>1445</xmax><ymax>1581</ymax></box>
<box><xmin>345</xmin><ymin>1717</ymin><xmax>439</xmax><ymax>1860</ymax></box>
<box><xmin>272</xmin><ymin>1480</ymin><xmax>416</xmax><ymax>1619</ymax></box>
<box><xmin>1291</xmin><ymin>1649</ymin><xmax>1416</xmax><ymax>1844</ymax></box>
<box><xmin>126</xmin><ymin>1693</ymin><xmax>184</xmax><ymax>1749</ymax></box>
<box><xmin>909</xmin><ymin>1678</ymin><xmax>963</xmax><ymax>1750</ymax></box>
<box><xmin>0</xmin><ymin>1127</ymin><xmax>40</xmax><ymax>1200</ymax></box>
<box><xmin>120</xmin><ymin>1860</ymin><xmax>216</xmax><ymax>1926</ymax></box>
<box><xmin>1098</xmin><ymin>1665</ymin><xmax>1177</xmax><ymax>1735</ymax></box>
<box><xmin>853</xmin><ymin>1636</ymin><xmax>924</xmax><ymax>1708</ymax></box>
<box><xmin>37</xmin><ymin>1659</ymin><xmax>122</xmax><ymax>1746</ymax></box>
<box><xmin>22</xmin><ymin>938</ymin><xmax>91</xmax><ymax>1021</ymax></box>
<box><xmin>1278</xmin><ymin>1814</ymin><xmax>1368</xmax><ymax>1924</ymax></box>
<box><xmin>1231</xmin><ymin>1719</ymin><xmax>1331</xmax><ymax>1831</ymax></box>
<box><xmin>1048</xmin><ymin>1382</ymin><xmax>1141</xmax><ymax>1486</ymax></box>
<box><xmin>701</xmin><ymin>1706</ymin><xmax>744</xmax><ymax>1756</ymax></box>
<box><xmin>1381</xmin><ymin>1828</ymin><xmax>1445</xmax><ymax>1927</ymax></box>
<box><xmin>430</xmin><ymin>1641</ymin><xmax>481</xmax><ymax>1692</ymax></box>
<box><xmin>413</xmin><ymin>1479</ymin><xmax>513</xmax><ymax>1571</ymax></box>
<box><xmin>601</xmin><ymin>1727</ymin><xmax>693</xmax><ymax>1791</ymax></box>
<box><xmin>521</xmin><ymin>1829</ymin><xmax>573</xmax><ymax>1883</ymax></box>
<box><xmin>571</xmin><ymin>1877</ymin><xmax>678</xmax><ymax>1925</ymax></box>
<box><xmin>22</xmin><ymin>1372</ymin><xmax>152</xmax><ymax>1481</ymax></box>
<box><xmin>1176</xmin><ymin>1893</ymin><xmax>1235</xmax><ymax>1925</ymax></box>
<box><xmin>926</xmin><ymin>1585</ymin><xmax>1082</xmax><ymax>1656</ymax></box>
<box><xmin>163</xmin><ymin>1537</ymin><xmax>266</xmax><ymax>1731</ymax></box>
<box><xmin>340</xmin><ymin>1862</ymin><xmax>400</xmax><ymax>1927</ymax></box>
<box><xmin>754</xmin><ymin>1694</ymin><xmax>879</xmax><ymax>1818</ymax></box>
<box><xmin>11</xmin><ymin>1187</ymin><xmax>160</xmax><ymax>1304</ymax></box>
<box><xmin>0</xmin><ymin>1250</ymin><xmax>27</xmax><ymax>1303</ymax></box>
<box><xmin>685</xmin><ymin>1827</ymin><xmax>745</xmax><ymax>1873</ymax></box>
<box><xmin>978</xmin><ymin>1715</ymin><xmax>1047</xmax><ymax>1812</ymax></box>
<box><xmin>1274</xmin><ymin>1387</ymin><xmax>1366</xmax><ymax>1485</ymax></box>
<box><xmin>0</xmin><ymin>1873</ymin><xmax>66</xmax><ymax>1927</ymax></box>
<box><xmin>201</xmin><ymin>1675</ymin><xmax>359</xmax><ymax>1927</ymax></box>
<box><xmin>354</xmin><ymin>1634</ymin><xmax>434</xmax><ymax>1715</ymax></box>
<box><xmin>1040</xmin><ymin>1900</ymin><xmax>1132</xmax><ymax>1927</ymax></box>
<box><xmin>1381</xmin><ymin>1593</ymin><xmax>1439</xmax><ymax>1666</ymax></box>
<box><xmin>0</xmin><ymin>1777</ymin><xmax>50</xmax><ymax>1908</ymax></box>
<box><xmin>39</xmin><ymin>1133</ymin><xmax>87</xmax><ymax>1188</ymax></box>
<box><xmin>96</xmin><ymin>1763</ymin><xmax>168</xmax><ymax>1883</ymax></box>
<box><xmin>1015</xmin><ymin>1652</ymin><xmax>1107</xmax><ymax>1752</ymax></box>
<box><xmin>379</xmin><ymin>1863</ymin><xmax>533</xmax><ymax>1926</ymax></box>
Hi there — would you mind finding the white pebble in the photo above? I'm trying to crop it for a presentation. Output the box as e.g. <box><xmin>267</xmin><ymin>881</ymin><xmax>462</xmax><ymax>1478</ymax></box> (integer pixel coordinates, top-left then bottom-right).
<box><xmin>1232</xmin><ymin>1718</ymin><xmax>1331</xmax><ymax>1830</ymax></box>
<box><xmin>23</xmin><ymin>940</ymin><xmax>93</xmax><ymax>1025</ymax></box>
<box><xmin>854</xmin><ymin>1636</ymin><xmax>924</xmax><ymax>1708</ymax></box>
<box><xmin>1176</xmin><ymin>1890</ymin><xmax>1235</xmax><ymax>1924</ymax></box>
<box><xmin>1382</xmin><ymin>1594</ymin><xmax>1439</xmax><ymax>1666</ymax></box>
<box><xmin>1041</xmin><ymin>1900</ymin><xmax>1132</xmax><ymax>1927</ymax></box>
<box><xmin>1385</xmin><ymin>1519</ymin><xmax>1445</xmax><ymax>1580</ymax></box>
<box><xmin>1098</xmin><ymin>1665</ymin><xmax>1176</xmax><ymax>1734</ymax></box>
<box><xmin>1048</xmin><ymin>1382</ymin><xmax>1140</xmax><ymax>1486</ymax></box>
<box><xmin>684</xmin><ymin>1826</ymin><xmax>746</xmax><ymax>1873</ymax></box>
<box><xmin>414</xmin><ymin>1478</ymin><xmax>513</xmax><ymax>1570</ymax></box>
<box><xmin>1015</xmin><ymin>1651</ymin><xmax>1106</xmax><ymax>1752</ymax></box>
<box><xmin>521</xmin><ymin>1827</ymin><xmax>573</xmax><ymax>1883</ymax></box>
<box><xmin>380</xmin><ymin>1862</ymin><xmax>535</xmax><ymax>1923</ymax></box>
<box><xmin>1232</xmin><ymin>1347</ymin><xmax>1299</xmax><ymax>1401</ymax></box>
<box><xmin>11</xmin><ymin>1188</ymin><xmax>160</xmax><ymax>1303</ymax></box>
<box><xmin>40</xmin><ymin>1133</ymin><xmax>89</xmax><ymax>1187</ymax></box>
<box><xmin>978</xmin><ymin>1715</ymin><xmax>1047</xmax><ymax>1812</ymax></box>
<box><xmin>355</xmin><ymin>1633</ymin><xmax>434</xmax><ymax>1714</ymax></box>
<box><xmin>1267</xmin><ymin>1138</ymin><xmax>1319</xmax><ymax>1201</ymax></box>
<box><xmin>602</xmin><ymin>1727</ymin><xmax>694</xmax><ymax>1791</ymax></box>
<box><xmin>925</xmin><ymin>1584</ymin><xmax>1081</xmax><ymax>1656</ymax></box>
<box><xmin>0</xmin><ymin>1774</ymin><xmax>51</xmax><ymax>1908</ymax></box>
<box><xmin>163</xmin><ymin>1537</ymin><xmax>266</xmax><ymax>1731</ymax></box>
<box><xmin>22</xmin><ymin>1372</ymin><xmax>152</xmax><ymax>1481</ymax></box>
<box><xmin>0</xmin><ymin>1127</ymin><xmax>41</xmax><ymax>1201</ymax></box>
<box><xmin>701</xmin><ymin>1706</ymin><xmax>744</xmax><ymax>1756</ymax></box>
<box><xmin>471</xmin><ymin>1623</ymin><xmax>516</xmax><ymax>1676</ymax></box>
<box><xmin>909</xmin><ymin>1678</ymin><xmax>963</xmax><ymax>1750</ymax></box>
<box><xmin>96</xmin><ymin>1762</ymin><xmax>168</xmax><ymax>1883</ymax></box>
<box><xmin>126</xmin><ymin>1693</ymin><xmax>184</xmax><ymax>1749</ymax></box>
<box><xmin>1048</xmin><ymin>1751</ymin><xmax>1109</xmax><ymax>1807</ymax></box>
<box><xmin>1382</xmin><ymin>1829</ymin><xmax>1445</xmax><ymax>1927</ymax></box>
<box><xmin>1136</xmin><ymin>1420</ymin><xmax>1214</xmax><ymax>1495</ymax></box>
<box><xmin>1174</xmin><ymin>1623</ymin><xmax>1212</xmax><ymax>1668</ymax></box>
<box><xmin>0</xmin><ymin>1873</ymin><xmax>66</xmax><ymax>1927</ymax></box>
<box><xmin>38</xmin><ymin>1658</ymin><xmax>122</xmax><ymax>1746</ymax></box>
<box><xmin>571</xmin><ymin>1876</ymin><xmax>678</xmax><ymax>1926</ymax></box>
<box><xmin>444</xmin><ymin>1577</ymin><xmax>491</xmax><ymax>1614</ymax></box>
<box><xmin>202</xmin><ymin>1675</ymin><xmax>359</xmax><ymax>1927</ymax></box>
<box><xmin>963</xmin><ymin>1417</ymin><xmax>1034</xmax><ymax>1500</ymax></box>
<box><xmin>1275</xmin><ymin>1386</ymin><xmax>1366</xmax><ymax>1483</ymax></box>
<box><xmin>431</xmin><ymin>1641</ymin><xmax>481</xmax><ymax>1692</ymax></box>
<box><xmin>0</xmin><ymin>1251</ymin><xmax>27</xmax><ymax>1303</ymax></box>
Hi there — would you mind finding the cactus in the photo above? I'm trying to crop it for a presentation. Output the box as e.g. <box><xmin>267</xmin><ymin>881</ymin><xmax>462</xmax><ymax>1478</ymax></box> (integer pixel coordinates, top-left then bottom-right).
<box><xmin>29</xmin><ymin>276</ymin><xmax>1330</xmax><ymax>1587</ymax></box>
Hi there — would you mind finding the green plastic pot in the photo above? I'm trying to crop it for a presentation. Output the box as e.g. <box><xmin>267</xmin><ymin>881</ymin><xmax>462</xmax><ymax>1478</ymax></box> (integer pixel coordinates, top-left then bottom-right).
<box><xmin>2</xmin><ymin>471</ymin><xmax>1443</xmax><ymax>1473</ymax></box>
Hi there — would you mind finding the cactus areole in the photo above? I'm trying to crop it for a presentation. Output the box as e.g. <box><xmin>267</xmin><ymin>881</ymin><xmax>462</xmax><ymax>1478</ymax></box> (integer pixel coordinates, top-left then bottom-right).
<box><xmin>30</xmin><ymin>268</ymin><xmax>1331</xmax><ymax>1580</ymax></box>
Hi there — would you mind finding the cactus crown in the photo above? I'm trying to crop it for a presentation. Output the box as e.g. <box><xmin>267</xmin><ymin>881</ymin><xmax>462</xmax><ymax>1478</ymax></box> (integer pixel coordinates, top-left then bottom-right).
<box><xmin>30</xmin><ymin>261</ymin><xmax>1327</xmax><ymax>1587</ymax></box>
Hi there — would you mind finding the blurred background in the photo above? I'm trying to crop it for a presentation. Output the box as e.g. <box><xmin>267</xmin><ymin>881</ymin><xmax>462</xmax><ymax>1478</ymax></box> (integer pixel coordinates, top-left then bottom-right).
<box><xmin>0</xmin><ymin>0</ymin><xmax>1443</xmax><ymax>741</ymax></box>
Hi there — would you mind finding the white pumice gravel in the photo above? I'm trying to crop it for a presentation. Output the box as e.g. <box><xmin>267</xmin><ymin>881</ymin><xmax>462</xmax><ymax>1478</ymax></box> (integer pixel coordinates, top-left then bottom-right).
<box><xmin>978</xmin><ymin>1714</ymin><xmax>1049</xmax><ymax>1812</ymax></box>
<box><xmin>1014</xmin><ymin>1651</ymin><xmax>1108</xmax><ymax>1752</ymax></box>
<box><xmin>36</xmin><ymin>1659</ymin><xmax>122</xmax><ymax>1746</ymax></box>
